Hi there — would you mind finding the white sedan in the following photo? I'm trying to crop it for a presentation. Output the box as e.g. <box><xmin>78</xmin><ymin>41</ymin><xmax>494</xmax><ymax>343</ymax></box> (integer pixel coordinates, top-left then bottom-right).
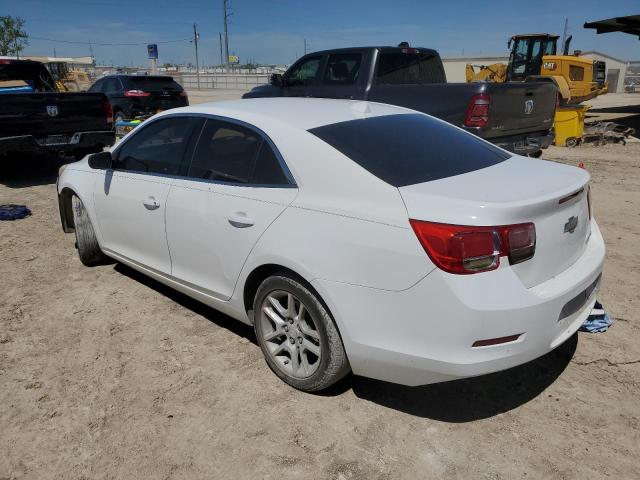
<box><xmin>57</xmin><ymin>98</ymin><xmax>605</xmax><ymax>391</ymax></box>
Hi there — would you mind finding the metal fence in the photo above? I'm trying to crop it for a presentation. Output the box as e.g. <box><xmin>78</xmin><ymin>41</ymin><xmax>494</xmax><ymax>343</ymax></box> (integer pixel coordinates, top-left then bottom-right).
<box><xmin>175</xmin><ymin>73</ymin><xmax>271</xmax><ymax>90</ymax></box>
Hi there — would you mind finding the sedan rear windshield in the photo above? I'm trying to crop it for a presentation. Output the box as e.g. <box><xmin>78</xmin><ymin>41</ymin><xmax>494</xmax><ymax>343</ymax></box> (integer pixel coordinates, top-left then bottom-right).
<box><xmin>308</xmin><ymin>114</ymin><xmax>510</xmax><ymax>187</ymax></box>
<box><xmin>126</xmin><ymin>76</ymin><xmax>183</xmax><ymax>91</ymax></box>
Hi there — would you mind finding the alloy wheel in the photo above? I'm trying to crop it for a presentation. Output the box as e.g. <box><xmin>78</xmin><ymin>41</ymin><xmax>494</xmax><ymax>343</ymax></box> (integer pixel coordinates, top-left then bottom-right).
<box><xmin>258</xmin><ymin>290</ymin><xmax>322</xmax><ymax>379</ymax></box>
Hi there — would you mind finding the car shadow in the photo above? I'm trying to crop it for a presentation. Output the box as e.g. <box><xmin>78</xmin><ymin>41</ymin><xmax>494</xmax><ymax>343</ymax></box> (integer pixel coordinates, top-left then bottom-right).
<box><xmin>113</xmin><ymin>262</ymin><xmax>577</xmax><ymax>420</ymax></box>
<box><xmin>113</xmin><ymin>263</ymin><xmax>257</xmax><ymax>345</ymax></box>
<box><xmin>0</xmin><ymin>153</ymin><xmax>67</xmax><ymax>188</ymax></box>
<box><xmin>348</xmin><ymin>333</ymin><xmax>578</xmax><ymax>422</ymax></box>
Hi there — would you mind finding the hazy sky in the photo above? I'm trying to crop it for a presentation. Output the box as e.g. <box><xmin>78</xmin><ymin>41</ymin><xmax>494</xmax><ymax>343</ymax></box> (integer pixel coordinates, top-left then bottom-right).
<box><xmin>5</xmin><ymin>0</ymin><xmax>639</xmax><ymax>66</ymax></box>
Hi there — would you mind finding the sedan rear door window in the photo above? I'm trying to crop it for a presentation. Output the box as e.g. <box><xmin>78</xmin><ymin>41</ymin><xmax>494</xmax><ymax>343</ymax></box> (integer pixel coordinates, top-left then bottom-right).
<box><xmin>188</xmin><ymin>119</ymin><xmax>290</xmax><ymax>185</ymax></box>
<box><xmin>308</xmin><ymin>113</ymin><xmax>510</xmax><ymax>187</ymax></box>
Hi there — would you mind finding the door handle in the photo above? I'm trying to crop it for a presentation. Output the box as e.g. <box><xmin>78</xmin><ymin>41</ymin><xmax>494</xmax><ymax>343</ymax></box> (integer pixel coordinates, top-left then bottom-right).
<box><xmin>143</xmin><ymin>196</ymin><xmax>160</xmax><ymax>210</ymax></box>
<box><xmin>227</xmin><ymin>212</ymin><xmax>254</xmax><ymax>228</ymax></box>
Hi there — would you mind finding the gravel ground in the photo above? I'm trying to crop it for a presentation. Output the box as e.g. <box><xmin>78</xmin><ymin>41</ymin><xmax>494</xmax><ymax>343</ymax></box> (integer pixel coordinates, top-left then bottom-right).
<box><xmin>0</xmin><ymin>134</ymin><xmax>638</xmax><ymax>478</ymax></box>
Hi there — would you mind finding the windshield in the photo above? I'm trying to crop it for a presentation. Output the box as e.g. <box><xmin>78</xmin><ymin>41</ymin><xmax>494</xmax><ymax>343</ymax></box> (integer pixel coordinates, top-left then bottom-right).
<box><xmin>308</xmin><ymin>114</ymin><xmax>510</xmax><ymax>187</ymax></box>
<box><xmin>126</xmin><ymin>76</ymin><xmax>183</xmax><ymax>91</ymax></box>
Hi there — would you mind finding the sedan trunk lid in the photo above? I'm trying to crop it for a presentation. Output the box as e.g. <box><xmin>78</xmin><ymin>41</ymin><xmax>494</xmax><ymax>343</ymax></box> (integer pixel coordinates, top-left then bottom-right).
<box><xmin>399</xmin><ymin>156</ymin><xmax>591</xmax><ymax>288</ymax></box>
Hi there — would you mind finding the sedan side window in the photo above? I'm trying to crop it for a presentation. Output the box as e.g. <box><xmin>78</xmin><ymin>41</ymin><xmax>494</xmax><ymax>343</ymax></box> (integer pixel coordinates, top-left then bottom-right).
<box><xmin>284</xmin><ymin>56</ymin><xmax>322</xmax><ymax>87</ymax></box>
<box><xmin>188</xmin><ymin>119</ymin><xmax>290</xmax><ymax>185</ymax></box>
<box><xmin>115</xmin><ymin>117</ymin><xmax>199</xmax><ymax>175</ymax></box>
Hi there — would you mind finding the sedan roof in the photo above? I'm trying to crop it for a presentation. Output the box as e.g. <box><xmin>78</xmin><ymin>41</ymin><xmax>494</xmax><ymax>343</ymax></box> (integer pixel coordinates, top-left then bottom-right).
<box><xmin>168</xmin><ymin>97</ymin><xmax>416</xmax><ymax>131</ymax></box>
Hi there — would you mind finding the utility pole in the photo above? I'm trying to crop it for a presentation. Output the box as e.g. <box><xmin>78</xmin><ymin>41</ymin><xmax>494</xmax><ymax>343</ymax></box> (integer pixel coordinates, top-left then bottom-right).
<box><xmin>219</xmin><ymin>32</ymin><xmax>223</xmax><ymax>66</ymax></box>
<box><xmin>88</xmin><ymin>41</ymin><xmax>94</xmax><ymax>60</ymax></box>
<box><xmin>561</xmin><ymin>18</ymin><xmax>569</xmax><ymax>48</ymax></box>
<box><xmin>193</xmin><ymin>23</ymin><xmax>200</xmax><ymax>89</ymax></box>
<box><xmin>223</xmin><ymin>0</ymin><xmax>230</xmax><ymax>68</ymax></box>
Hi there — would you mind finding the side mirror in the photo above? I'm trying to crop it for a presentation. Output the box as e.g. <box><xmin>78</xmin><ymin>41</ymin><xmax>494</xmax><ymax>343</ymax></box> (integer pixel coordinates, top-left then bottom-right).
<box><xmin>270</xmin><ymin>73</ymin><xmax>284</xmax><ymax>87</ymax></box>
<box><xmin>88</xmin><ymin>151</ymin><xmax>113</xmax><ymax>170</ymax></box>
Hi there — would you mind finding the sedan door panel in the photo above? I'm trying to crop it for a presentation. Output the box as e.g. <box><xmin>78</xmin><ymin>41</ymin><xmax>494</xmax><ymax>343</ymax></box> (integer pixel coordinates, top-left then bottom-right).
<box><xmin>93</xmin><ymin>171</ymin><xmax>173</xmax><ymax>274</ymax></box>
<box><xmin>165</xmin><ymin>180</ymin><xmax>297</xmax><ymax>300</ymax></box>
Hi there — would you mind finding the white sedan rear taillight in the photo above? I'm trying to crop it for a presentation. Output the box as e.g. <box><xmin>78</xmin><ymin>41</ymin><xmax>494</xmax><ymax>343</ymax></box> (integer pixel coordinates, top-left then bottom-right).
<box><xmin>410</xmin><ymin>220</ymin><xmax>536</xmax><ymax>274</ymax></box>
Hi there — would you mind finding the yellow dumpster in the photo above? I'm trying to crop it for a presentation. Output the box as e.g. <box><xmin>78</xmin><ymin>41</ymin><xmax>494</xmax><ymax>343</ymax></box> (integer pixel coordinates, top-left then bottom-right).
<box><xmin>554</xmin><ymin>105</ymin><xmax>590</xmax><ymax>147</ymax></box>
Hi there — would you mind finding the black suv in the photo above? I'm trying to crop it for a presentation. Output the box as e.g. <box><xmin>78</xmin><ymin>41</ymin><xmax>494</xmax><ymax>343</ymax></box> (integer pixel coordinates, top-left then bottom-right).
<box><xmin>89</xmin><ymin>74</ymin><xmax>188</xmax><ymax>122</ymax></box>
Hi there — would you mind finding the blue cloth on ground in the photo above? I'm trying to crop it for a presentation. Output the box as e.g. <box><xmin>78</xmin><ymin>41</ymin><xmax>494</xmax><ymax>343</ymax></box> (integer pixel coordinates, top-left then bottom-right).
<box><xmin>0</xmin><ymin>204</ymin><xmax>31</xmax><ymax>220</ymax></box>
<box><xmin>580</xmin><ymin>301</ymin><xmax>612</xmax><ymax>333</ymax></box>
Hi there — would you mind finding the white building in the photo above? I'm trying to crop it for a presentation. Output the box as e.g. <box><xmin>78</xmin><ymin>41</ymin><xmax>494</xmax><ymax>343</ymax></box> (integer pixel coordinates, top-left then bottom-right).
<box><xmin>442</xmin><ymin>51</ymin><xmax>628</xmax><ymax>92</ymax></box>
<box><xmin>580</xmin><ymin>51</ymin><xmax>628</xmax><ymax>93</ymax></box>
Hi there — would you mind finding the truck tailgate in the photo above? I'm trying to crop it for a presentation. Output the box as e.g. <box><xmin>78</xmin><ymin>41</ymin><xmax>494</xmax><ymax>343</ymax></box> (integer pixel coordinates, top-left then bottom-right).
<box><xmin>0</xmin><ymin>92</ymin><xmax>110</xmax><ymax>137</ymax></box>
<box><xmin>482</xmin><ymin>82</ymin><xmax>557</xmax><ymax>139</ymax></box>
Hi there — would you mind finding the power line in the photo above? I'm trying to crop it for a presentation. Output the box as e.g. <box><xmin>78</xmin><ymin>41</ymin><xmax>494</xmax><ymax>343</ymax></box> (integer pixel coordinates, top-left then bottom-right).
<box><xmin>29</xmin><ymin>36</ymin><xmax>191</xmax><ymax>46</ymax></box>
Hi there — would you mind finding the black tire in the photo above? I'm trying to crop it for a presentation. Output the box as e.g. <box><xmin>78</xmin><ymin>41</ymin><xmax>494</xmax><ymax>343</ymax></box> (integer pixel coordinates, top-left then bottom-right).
<box><xmin>565</xmin><ymin>137</ymin><xmax>578</xmax><ymax>148</ymax></box>
<box><xmin>71</xmin><ymin>195</ymin><xmax>108</xmax><ymax>266</ymax></box>
<box><xmin>253</xmin><ymin>273</ymin><xmax>350</xmax><ymax>392</ymax></box>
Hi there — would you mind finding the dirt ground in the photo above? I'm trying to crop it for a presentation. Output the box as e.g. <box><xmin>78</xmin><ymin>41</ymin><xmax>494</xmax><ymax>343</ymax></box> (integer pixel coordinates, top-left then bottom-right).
<box><xmin>1</xmin><ymin>104</ymin><xmax>639</xmax><ymax>480</ymax></box>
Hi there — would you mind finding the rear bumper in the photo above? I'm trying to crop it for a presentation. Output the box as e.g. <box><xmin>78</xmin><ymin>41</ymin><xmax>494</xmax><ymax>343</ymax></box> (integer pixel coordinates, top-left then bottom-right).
<box><xmin>0</xmin><ymin>131</ymin><xmax>115</xmax><ymax>156</ymax></box>
<box><xmin>313</xmin><ymin>219</ymin><xmax>605</xmax><ymax>386</ymax></box>
<box><xmin>491</xmin><ymin>130</ymin><xmax>554</xmax><ymax>156</ymax></box>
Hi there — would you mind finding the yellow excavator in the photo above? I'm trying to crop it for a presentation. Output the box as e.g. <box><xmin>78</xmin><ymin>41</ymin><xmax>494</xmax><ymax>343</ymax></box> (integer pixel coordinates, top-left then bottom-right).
<box><xmin>466</xmin><ymin>34</ymin><xmax>608</xmax><ymax>105</ymax></box>
<box><xmin>465</xmin><ymin>33</ymin><xmax>636</xmax><ymax>146</ymax></box>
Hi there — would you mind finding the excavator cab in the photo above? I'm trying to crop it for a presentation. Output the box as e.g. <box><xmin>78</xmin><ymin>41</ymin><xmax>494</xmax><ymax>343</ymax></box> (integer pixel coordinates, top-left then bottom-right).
<box><xmin>466</xmin><ymin>32</ymin><xmax>607</xmax><ymax>105</ymax></box>
<box><xmin>506</xmin><ymin>34</ymin><xmax>559</xmax><ymax>81</ymax></box>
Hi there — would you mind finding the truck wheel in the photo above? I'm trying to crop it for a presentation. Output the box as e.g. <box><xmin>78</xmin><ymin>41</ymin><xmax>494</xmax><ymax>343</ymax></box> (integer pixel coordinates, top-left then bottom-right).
<box><xmin>253</xmin><ymin>273</ymin><xmax>350</xmax><ymax>392</ymax></box>
<box><xmin>71</xmin><ymin>195</ymin><xmax>107</xmax><ymax>266</ymax></box>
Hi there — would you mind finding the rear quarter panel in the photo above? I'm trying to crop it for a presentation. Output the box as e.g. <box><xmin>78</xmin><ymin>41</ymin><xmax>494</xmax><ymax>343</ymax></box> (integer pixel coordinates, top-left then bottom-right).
<box><xmin>235</xmin><ymin>127</ymin><xmax>435</xmax><ymax>293</ymax></box>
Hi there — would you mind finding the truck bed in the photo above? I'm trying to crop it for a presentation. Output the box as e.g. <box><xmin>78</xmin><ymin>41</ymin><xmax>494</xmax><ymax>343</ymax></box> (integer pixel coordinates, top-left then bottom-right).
<box><xmin>367</xmin><ymin>81</ymin><xmax>557</xmax><ymax>139</ymax></box>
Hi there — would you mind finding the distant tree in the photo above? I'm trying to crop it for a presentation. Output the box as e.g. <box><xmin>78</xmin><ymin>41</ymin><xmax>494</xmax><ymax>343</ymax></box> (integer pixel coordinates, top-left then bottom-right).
<box><xmin>0</xmin><ymin>16</ymin><xmax>28</xmax><ymax>57</ymax></box>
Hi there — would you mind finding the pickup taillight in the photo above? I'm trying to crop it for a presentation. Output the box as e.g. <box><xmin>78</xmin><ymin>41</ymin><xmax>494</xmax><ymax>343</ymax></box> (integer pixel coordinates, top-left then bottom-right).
<box><xmin>464</xmin><ymin>93</ymin><xmax>490</xmax><ymax>128</ymax></box>
<box><xmin>104</xmin><ymin>100</ymin><xmax>113</xmax><ymax>125</ymax></box>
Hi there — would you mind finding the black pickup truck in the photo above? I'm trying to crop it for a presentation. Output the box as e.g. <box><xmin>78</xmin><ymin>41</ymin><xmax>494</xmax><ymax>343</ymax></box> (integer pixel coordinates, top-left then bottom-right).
<box><xmin>0</xmin><ymin>59</ymin><xmax>114</xmax><ymax>159</ymax></box>
<box><xmin>243</xmin><ymin>46</ymin><xmax>557</xmax><ymax>156</ymax></box>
